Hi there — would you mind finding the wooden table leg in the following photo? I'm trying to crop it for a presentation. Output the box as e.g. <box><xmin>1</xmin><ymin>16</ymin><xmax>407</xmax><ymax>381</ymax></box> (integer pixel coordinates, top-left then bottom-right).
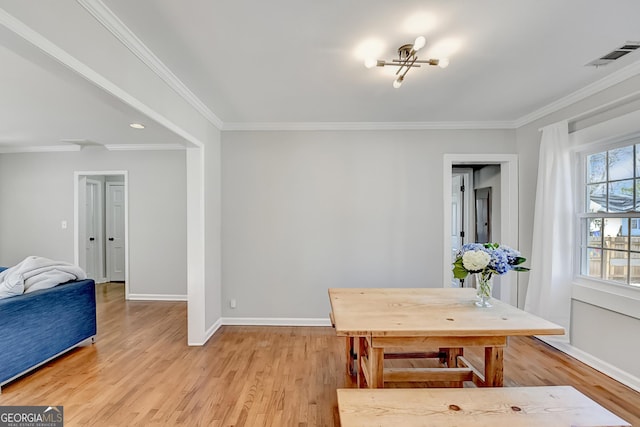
<box><xmin>368</xmin><ymin>343</ymin><xmax>384</xmax><ymax>389</ymax></box>
<box><xmin>484</xmin><ymin>346</ymin><xmax>504</xmax><ymax>387</ymax></box>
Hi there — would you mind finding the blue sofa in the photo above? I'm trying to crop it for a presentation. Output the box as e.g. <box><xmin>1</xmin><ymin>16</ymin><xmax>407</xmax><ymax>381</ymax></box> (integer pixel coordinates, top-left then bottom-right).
<box><xmin>0</xmin><ymin>266</ymin><xmax>97</xmax><ymax>391</ymax></box>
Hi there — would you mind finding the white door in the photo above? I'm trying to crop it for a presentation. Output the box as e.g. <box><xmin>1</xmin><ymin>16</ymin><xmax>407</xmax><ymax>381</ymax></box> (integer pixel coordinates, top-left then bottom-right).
<box><xmin>106</xmin><ymin>183</ymin><xmax>126</xmax><ymax>282</ymax></box>
<box><xmin>85</xmin><ymin>180</ymin><xmax>101</xmax><ymax>280</ymax></box>
<box><xmin>451</xmin><ymin>170</ymin><xmax>473</xmax><ymax>287</ymax></box>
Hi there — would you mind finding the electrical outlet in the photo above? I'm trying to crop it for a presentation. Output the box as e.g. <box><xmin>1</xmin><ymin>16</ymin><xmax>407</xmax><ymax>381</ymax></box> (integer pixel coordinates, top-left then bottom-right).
<box><xmin>61</xmin><ymin>220</ymin><xmax>68</xmax><ymax>229</ymax></box>
<box><xmin>230</xmin><ymin>299</ymin><xmax>237</xmax><ymax>309</ymax></box>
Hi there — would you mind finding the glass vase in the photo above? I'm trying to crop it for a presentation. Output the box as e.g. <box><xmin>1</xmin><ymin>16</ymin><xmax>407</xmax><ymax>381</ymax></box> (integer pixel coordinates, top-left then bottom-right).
<box><xmin>475</xmin><ymin>273</ymin><xmax>493</xmax><ymax>307</ymax></box>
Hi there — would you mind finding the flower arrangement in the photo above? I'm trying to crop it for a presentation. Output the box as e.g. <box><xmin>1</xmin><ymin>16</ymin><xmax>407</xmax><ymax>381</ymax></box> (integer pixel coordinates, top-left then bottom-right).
<box><xmin>452</xmin><ymin>243</ymin><xmax>529</xmax><ymax>306</ymax></box>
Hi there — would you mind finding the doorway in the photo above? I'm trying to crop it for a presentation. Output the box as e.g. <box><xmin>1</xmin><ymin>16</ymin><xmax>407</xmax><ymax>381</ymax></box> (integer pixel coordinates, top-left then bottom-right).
<box><xmin>74</xmin><ymin>171</ymin><xmax>129</xmax><ymax>298</ymax></box>
<box><xmin>443</xmin><ymin>155</ymin><xmax>519</xmax><ymax>306</ymax></box>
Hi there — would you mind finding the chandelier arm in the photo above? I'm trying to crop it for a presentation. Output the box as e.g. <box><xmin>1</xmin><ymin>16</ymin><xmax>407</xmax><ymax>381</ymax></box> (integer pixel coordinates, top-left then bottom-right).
<box><xmin>395</xmin><ymin>53</ymin><xmax>415</xmax><ymax>75</ymax></box>
<box><xmin>387</xmin><ymin>62</ymin><xmax>422</xmax><ymax>68</ymax></box>
<box><xmin>392</xmin><ymin>59</ymin><xmax>435</xmax><ymax>65</ymax></box>
<box><xmin>399</xmin><ymin>55</ymin><xmax>419</xmax><ymax>78</ymax></box>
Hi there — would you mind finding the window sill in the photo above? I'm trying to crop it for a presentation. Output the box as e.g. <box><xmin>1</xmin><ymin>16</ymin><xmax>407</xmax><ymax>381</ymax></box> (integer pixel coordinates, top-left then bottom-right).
<box><xmin>572</xmin><ymin>277</ymin><xmax>640</xmax><ymax>320</ymax></box>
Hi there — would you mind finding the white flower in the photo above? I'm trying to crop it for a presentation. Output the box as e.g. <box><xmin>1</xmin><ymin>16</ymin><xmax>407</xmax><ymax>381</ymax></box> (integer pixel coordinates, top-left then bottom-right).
<box><xmin>461</xmin><ymin>250</ymin><xmax>490</xmax><ymax>271</ymax></box>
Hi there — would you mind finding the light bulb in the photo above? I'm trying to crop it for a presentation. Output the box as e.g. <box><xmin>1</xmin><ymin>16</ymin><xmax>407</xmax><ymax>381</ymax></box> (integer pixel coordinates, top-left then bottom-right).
<box><xmin>438</xmin><ymin>58</ymin><xmax>450</xmax><ymax>68</ymax></box>
<box><xmin>393</xmin><ymin>76</ymin><xmax>403</xmax><ymax>89</ymax></box>
<box><xmin>413</xmin><ymin>36</ymin><xmax>426</xmax><ymax>52</ymax></box>
<box><xmin>364</xmin><ymin>58</ymin><xmax>377</xmax><ymax>69</ymax></box>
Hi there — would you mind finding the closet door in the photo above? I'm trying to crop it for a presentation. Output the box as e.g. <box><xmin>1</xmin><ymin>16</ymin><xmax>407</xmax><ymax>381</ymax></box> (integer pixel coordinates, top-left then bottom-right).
<box><xmin>106</xmin><ymin>183</ymin><xmax>125</xmax><ymax>282</ymax></box>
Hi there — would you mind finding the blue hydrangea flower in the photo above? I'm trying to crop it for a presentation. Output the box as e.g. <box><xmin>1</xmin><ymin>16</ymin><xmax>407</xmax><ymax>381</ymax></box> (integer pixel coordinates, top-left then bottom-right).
<box><xmin>498</xmin><ymin>245</ymin><xmax>521</xmax><ymax>265</ymax></box>
<box><xmin>489</xmin><ymin>248</ymin><xmax>511</xmax><ymax>274</ymax></box>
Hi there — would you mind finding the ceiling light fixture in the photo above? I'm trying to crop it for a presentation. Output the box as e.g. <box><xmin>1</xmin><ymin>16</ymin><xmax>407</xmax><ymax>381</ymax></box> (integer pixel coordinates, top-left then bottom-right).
<box><xmin>129</xmin><ymin>123</ymin><xmax>145</xmax><ymax>129</ymax></box>
<box><xmin>365</xmin><ymin>36</ymin><xmax>449</xmax><ymax>88</ymax></box>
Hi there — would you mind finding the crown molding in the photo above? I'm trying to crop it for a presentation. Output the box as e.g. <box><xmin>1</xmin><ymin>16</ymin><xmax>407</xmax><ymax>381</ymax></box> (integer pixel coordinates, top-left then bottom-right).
<box><xmin>514</xmin><ymin>59</ymin><xmax>640</xmax><ymax>128</ymax></box>
<box><xmin>0</xmin><ymin>145</ymin><xmax>82</xmax><ymax>154</ymax></box>
<box><xmin>104</xmin><ymin>144</ymin><xmax>186</xmax><ymax>151</ymax></box>
<box><xmin>222</xmin><ymin>121</ymin><xmax>517</xmax><ymax>131</ymax></box>
<box><xmin>78</xmin><ymin>0</ymin><xmax>223</xmax><ymax>130</ymax></box>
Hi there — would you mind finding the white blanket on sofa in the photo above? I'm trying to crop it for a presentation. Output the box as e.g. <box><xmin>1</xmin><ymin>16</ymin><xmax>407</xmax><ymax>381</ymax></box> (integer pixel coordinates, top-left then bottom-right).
<box><xmin>0</xmin><ymin>256</ymin><xmax>87</xmax><ymax>299</ymax></box>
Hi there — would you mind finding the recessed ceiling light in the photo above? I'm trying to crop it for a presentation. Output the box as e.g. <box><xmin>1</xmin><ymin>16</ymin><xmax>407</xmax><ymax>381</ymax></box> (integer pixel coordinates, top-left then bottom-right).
<box><xmin>129</xmin><ymin>123</ymin><xmax>145</xmax><ymax>129</ymax></box>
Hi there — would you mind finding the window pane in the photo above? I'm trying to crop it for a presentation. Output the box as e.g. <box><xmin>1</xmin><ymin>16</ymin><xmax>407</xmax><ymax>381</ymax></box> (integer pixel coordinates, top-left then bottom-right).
<box><xmin>632</xmin><ymin>232</ymin><xmax>640</xmax><ymax>252</ymax></box>
<box><xmin>636</xmin><ymin>179</ymin><xmax>640</xmax><ymax>211</ymax></box>
<box><xmin>587</xmin><ymin>218</ymin><xmax>602</xmax><ymax>247</ymax></box>
<box><xmin>584</xmin><ymin>248</ymin><xmax>602</xmax><ymax>278</ymax></box>
<box><xmin>587</xmin><ymin>152</ymin><xmax>606</xmax><ymax>183</ymax></box>
<box><xmin>603</xmin><ymin>250</ymin><xmax>628</xmax><ymax>284</ymax></box>
<box><xmin>605</xmin><ymin>218</ymin><xmax>628</xmax><ymax>250</ymax></box>
<box><xmin>587</xmin><ymin>183</ymin><xmax>606</xmax><ymax>212</ymax></box>
<box><xmin>608</xmin><ymin>146</ymin><xmax>634</xmax><ymax>181</ymax></box>
<box><xmin>608</xmin><ymin>180</ymin><xmax>634</xmax><ymax>212</ymax></box>
<box><xmin>630</xmin><ymin>252</ymin><xmax>640</xmax><ymax>287</ymax></box>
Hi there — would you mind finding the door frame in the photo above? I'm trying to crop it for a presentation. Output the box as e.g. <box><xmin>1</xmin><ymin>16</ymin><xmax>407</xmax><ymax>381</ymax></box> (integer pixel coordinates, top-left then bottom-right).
<box><xmin>443</xmin><ymin>154</ymin><xmax>519</xmax><ymax>306</ymax></box>
<box><xmin>74</xmin><ymin>170</ymin><xmax>130</xmax><ymax>298</ymax></box>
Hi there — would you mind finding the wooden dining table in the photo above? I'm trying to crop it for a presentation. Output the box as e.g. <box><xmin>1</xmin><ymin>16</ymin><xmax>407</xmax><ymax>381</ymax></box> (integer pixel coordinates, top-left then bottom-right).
<box><xmin>328</xmin><ymin>287</ymin><xmax>565</xmax><ymax>388</ymax></box>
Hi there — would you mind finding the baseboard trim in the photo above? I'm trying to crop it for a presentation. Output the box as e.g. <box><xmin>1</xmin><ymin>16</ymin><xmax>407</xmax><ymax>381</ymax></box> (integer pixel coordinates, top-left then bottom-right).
<box><xmin>127</xmin><ymin>294</ymin><xmax>187</xmax><ymax>302</ymax></box>
<box><xmin>191</xmin><ymin>317</ymin><xmax>330</xmax><ymax>346</ymax></box>
<box><xmin>221</xmin><ymin>317</ymin><xmax>332</xmax><ymax>327</ymax></box>
<box><xmin>188</xmin><ymin>318</ymin><xmax>223</xmax><ymax>346</ymax></box>
<box><xmin>538</xmin><ymin>336</ymin><xmax>640</xmax><ymax>392</ymax></box>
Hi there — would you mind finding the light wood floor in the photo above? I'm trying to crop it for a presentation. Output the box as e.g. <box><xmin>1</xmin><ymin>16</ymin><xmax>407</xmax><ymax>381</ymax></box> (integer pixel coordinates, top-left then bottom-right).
<box><xmin>0</xmin><ymin>282</ymin><xmax>638</xmax><ymax>426</ymax></box>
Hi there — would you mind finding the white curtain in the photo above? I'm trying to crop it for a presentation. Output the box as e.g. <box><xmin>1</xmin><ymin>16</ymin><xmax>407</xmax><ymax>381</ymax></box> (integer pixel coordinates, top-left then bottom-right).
<box><xmin>524</xmin><ymin>120</ymin><xmax>573</xmax><ymax>341</ymax></box>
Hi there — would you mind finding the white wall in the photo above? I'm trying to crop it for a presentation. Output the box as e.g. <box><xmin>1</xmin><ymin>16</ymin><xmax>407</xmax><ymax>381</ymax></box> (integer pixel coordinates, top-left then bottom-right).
<box><xmin>0</xmin><ymin>147</ymin><xmax>187</xmax><ymax>297</ymax></box>
<box><xmin>571</xmin><ymin>300</ymin><xmax>640</xmax><ymax>379</ymax></box>
<box><xmin>222</xmin><ymin>129</ymin><xmax>516</xmax><ymax>319</ymax></box>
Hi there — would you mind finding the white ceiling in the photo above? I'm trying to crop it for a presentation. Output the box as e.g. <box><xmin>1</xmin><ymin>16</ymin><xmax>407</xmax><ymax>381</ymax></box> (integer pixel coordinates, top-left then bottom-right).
<box><xmin>0</xmin><ymin>11</ymin><xmax>186</xmax><ymax>150</ymax></box>
<box><xmin>1</xmin><ymin>0</ymin><xmax>640</xmax><ymax>148</ymax></box>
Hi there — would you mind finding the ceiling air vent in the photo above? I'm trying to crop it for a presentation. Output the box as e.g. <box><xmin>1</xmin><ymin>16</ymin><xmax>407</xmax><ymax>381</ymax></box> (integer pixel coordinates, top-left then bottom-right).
<box><xmin>586</xmin><ymin>41</ymin><xmax>640</xmax><ymax>67</ymax></box>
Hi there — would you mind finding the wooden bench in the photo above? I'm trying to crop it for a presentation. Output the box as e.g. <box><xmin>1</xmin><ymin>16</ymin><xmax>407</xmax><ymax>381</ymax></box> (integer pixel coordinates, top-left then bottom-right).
<box><xmin>337</xmin><ymin>386</ymin><xmax>631</xmax><ymax>426</ymax></box>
